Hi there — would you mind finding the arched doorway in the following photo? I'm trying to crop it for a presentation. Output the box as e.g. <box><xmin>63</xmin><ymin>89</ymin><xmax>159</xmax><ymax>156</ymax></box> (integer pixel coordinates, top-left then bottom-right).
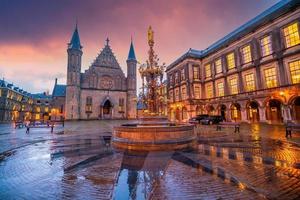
<box><xmin>196</xmin><ymin>106</ymin><xmax>202</xmax><ymax>115</ymax></box>
<box><xmin>207</xmin><ymin>105</ymin><xmax>215</xmax><ymax>115</ymax></box>
<box><xmin>266</xmin><ymin>99</ymin><xmax>282</xmax><ymax>123</ymax></box>
<box><xmin>169</xmin><ymin>109</ymin><xmax>175</xmax><ymax>121</ymax></box>
<box><xmin>292</xmin><ymin>97</ymin><xmax>300</xmax><ymax>122</ymax></box>
<box><xmin>102</xmin><ymin>100</ymin><xmax>113</xmax><ymax>119</ymax></box>
<box><xmin>230</xmin><ymin>103</ymin><xmax>241</xmax><ymax>122</ymax></box>
<box><xmin>220</xmin><ymin>105</ymin><xmax>227</xmax><ymax>121</ymax></box>
<box><xmin>247</xmin><ymin>101</ymin><xmax>260</xmax><ymax>122</ymax></box>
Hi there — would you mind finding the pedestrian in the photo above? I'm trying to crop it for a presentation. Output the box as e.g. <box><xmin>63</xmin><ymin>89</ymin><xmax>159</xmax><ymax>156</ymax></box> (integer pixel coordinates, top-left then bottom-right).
<box><xmin>51</xmin><ymin>123</ymin><xmax>54</xmax><ymax>133</ymax></box>
<box><xmin>26</xmin><ymin>125</ymin><xmax>30</xmax><ymax>134</ymax></box>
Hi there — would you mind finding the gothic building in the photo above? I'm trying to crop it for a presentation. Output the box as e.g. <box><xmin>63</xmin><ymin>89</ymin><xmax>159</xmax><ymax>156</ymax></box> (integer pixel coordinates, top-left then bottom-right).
<box><xmin>65</xmin><ymin>25</ymin><xmax>137</xmax><ymax>120</ymax></box>
<box><xmin>166</xmin><ymin>0</ymin><xmax>300</xmax><ymax>124</ymax></box>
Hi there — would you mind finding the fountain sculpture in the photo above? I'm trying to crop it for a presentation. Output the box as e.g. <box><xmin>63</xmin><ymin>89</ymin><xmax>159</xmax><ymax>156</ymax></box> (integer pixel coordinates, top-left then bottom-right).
<box><xmin>112</xmin><ymin>26</ymin><xmax>196</xmax><ymax>150</ymax></box>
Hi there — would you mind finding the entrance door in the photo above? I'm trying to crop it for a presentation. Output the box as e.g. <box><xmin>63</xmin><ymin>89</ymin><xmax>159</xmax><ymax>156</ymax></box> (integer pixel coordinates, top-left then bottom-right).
<box><xmin>292</xmin><ymin>97</ymin><xmax>300</xmax><ymax>122</ymax></box>
<box><xmin>267</xmin><ymin>99</ymin><xmax>282</xmax><ymax>123</ymax></box>
<box><xmin>247</xmin><ymin>101</ymin><xmax>259</xmax><ymax>122</ymax></box>
<box><xmin>102</xmin><ymin>100</ymin><xmax>113</xmax><ymax>119</ymax></box>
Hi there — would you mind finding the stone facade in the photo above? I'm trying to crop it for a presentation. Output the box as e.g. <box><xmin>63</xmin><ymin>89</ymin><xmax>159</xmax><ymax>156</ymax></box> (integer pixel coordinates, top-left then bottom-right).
<box><xmin>166</xmin><ymin>0</ymin><xmax>300</xmax><ymax>124</ymax></box>
<box><xmin>65</xmin><ymin>27</ymin><xmax>137</xmax><ymax>120</ymax></box>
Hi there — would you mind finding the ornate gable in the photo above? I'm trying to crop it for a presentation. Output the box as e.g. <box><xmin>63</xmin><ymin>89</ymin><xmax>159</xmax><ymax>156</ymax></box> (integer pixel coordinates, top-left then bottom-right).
<box><xmin>91</xmin><ymin>39</ymin><xmax>121</xmax><ymax>69</ymax></box>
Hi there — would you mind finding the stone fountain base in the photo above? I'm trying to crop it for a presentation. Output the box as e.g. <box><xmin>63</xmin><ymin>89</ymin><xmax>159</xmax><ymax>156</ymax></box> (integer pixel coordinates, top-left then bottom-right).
<box><xmin>112</xmin><ymin>116</ymin><xmax>196</xmax><ymax>151</ymax></box>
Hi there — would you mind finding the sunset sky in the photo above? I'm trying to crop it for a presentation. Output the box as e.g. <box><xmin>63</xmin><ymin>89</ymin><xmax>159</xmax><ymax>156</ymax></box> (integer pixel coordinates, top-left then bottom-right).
<box><xmin>0</xmin><ymin>0</ymin><xmax>279</xmax><ymax>94</ymax></box>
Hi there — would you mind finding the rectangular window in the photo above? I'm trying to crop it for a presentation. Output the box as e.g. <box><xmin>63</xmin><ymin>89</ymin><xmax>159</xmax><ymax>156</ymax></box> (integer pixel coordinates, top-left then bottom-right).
<box><xmin>245</xmin><ymin>73</ymin><xmax>255</xmax><ymax>91</ymax></box>
<box><xmin>181</xmin><ymin>87</ymin><xmax>186</xmax><ymax>100</ymax></box>
<box><xmin>175</xmin><ymin>72</ymin><xmax>179</xmax><ymax>83</ymax></box>
<box><xmin>119</xmin><ymin>98</ymin><xmax>125</xmax><ymax>112</ymax></box>
<box><xmin>85</xmin><ymin>97</ymin><xmax>93</xmax><ymax>113</ymax></box>
<box><xmin>206</xmin><ymin>84</ymin><xmax>213</xmax><ymax>99</ymax></box>
<box><xmin>217</xmin><ymin>82</ymin><xmax>224</xmax><ymax>97</ymax></box>
<box><xmin>193</xmin><ymin>66</ymin><xmax>199</xmax><ymax>79</ymax></box>
<box><xmin>289</xmin><ymin>60</ymin><xmax>300</xmax><ymax>84</ymax></box>
<box><xmin>181</xmin><ymin>69</ymin><xmax>185</xmax><ymax>81</ymax></box>
<box><xmin>226</xmin><ymin>53</ymin><xmax>236</xmax><ymax>70</ymax></box>
<box><xmin>264</xmin><ymin>67</ymin><xmax>277</xmax><ymax>88</ymax></box>
<box><xmin>194</xmin><ymin>85</ymin><xmax>200</xmax><ymax>99</ymax></box>
<box><xmin>241</xmin><ymin>45</ymin><xmax>252</xmax><ymax>64</ymax></box>
<box><xmin>175</xmin><ymin>89</ymin><xmax>179</xmax><ymax>101</ymax></box>
<box><xmin>215</xmin><ymin>58</ymin><xmax>222</xmax><ymax>74</ymax></box>
<box><xmin>283</xmin><ymin>22</ymin><xmax>300</xmax><ymax>48</ymax></box>
<box><xmin>205</xmin><ymin>64</ymin><xmax>211</xmax><ymax>78</ymax></box>
<box><xmin>229</xmin><ymin>78</ymin><xmax>238</xmax><ymax>95</ymax></box>
<box><xmin>260</xmin><ymin>35</ymin><xmax>272</xmax><ymax>57</ymax></box>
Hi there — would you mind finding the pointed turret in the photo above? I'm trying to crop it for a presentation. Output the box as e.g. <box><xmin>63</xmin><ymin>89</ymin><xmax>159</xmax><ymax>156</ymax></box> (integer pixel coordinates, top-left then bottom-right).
<box><xmin>127</xmin><ymin>38</ymin><xmax>136</xmax><ymax>61</ymax></box>
<box><xmin>68</xmin><ymin>24</ymin><xmax>82</xmax><ymax>50</ymax></box>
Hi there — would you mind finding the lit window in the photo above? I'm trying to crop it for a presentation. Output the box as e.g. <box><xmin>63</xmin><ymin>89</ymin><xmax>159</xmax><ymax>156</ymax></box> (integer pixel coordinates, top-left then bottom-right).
<box><xmin>175</xmin><ymin>89</ymin><xmax>179</xmax><ymax>101</ymax></box>
<box><xmin>181</xmin><ymin>87</ymin><xmax>186</xmax><ymax>100</ymax></box>
<box><xmin>205</xmin><ymin>64</ymin><xmax>211</xmax><ymax>78</ymax></box>
<box><xmin>241</xmin><ymin>45</ymin><xmax>252</xmax><ymax>64</ymax></box>
<box><xmin>245</xmin><ymin>73</ymin><xmax>255</xmax><ymax>91</ymax></box>
<box><xmin>283</xmin><ymin>22</ymin><xmax>300</xmax><ymax>48</ymax></box>
<box><xmin>181</xmin><ymin>69</ymin><xmax>185</xmax><ymax>81</ymax></box>
<box><xmin>215</xmin><ymin>58</ymin><xmax>222</xmax><ymax>74</ymax></box>
<box><xmin>260</xmin><ymin>35</ymin><xmax>272</xmax><ymax>57</ymax></box>
<box><xmin>226</xmin><ymin>53</ymin><xmax>236</xmax><ymax>70</ymax></box>
<box><xmin>45</xmin><ymin>107</ymin><xmax>49</xmax><ymax>112</ymax></box>
<box><xmin>289</xmin><ymin>60</ymin><xmax>300</xmax><ymax>84</ymax></box>
<box><xmin>232</xmin><ymin>106</ymin><xmax>239</xmax><ymax>119</ymax></box>
<box><xmin>206</xmin><ymin>84</ymin><xmax>213</xmax><ymax>98</ymax></box>
<box><xmin>194</xmin><ymin>85</ymin><xmax>200</xmax><ymax>99</ymax></box>
<box><xmin>193</xmin><ymin>66</ymin><xmax>199</xmax><ymax>79</ymax></box>
<box><xmin>217</xmin><ymin>82</ymin><xmax>224</xmax><ymax>97</ymax></box>
<box><xmin>229</xmin><ymin>78</ymin><xmax>238</xmax><ymax>94</ymax></box>
<box><xmin>36</xmin><ymin>107</ymin><xmax>41</xmax><ymax>112</ymax></box>
<box><xmin>264</xmin><ymin>67</ymin><xmax>277</xmax><ymax>88</ymax></box>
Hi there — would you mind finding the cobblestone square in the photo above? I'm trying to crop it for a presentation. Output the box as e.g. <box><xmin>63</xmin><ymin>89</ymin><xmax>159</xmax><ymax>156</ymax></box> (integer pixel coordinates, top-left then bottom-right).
<box><xmin>0</xmin><ymin>121</ymin><xmax>299</xmax><ymax>200</ymax></box>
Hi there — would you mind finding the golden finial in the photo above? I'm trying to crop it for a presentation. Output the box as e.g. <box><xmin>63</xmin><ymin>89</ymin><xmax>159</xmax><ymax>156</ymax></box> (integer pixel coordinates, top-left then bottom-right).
<box><xmin>148</xmin><ymin>26</ymin><xmax>154</xmax><ymax>46</ymax></box>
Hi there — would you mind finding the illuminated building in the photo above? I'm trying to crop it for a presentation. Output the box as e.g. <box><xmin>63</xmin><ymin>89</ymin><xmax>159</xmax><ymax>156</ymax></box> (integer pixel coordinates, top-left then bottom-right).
<box><xmin>65</xmin><ymin>25</ymin><xmax>137</xmax><ymax>120</ymax></box>
<box><xmin>166</xmin><ymin>0</ymin><xmax>300</xmax><ymax>123</ymax></box>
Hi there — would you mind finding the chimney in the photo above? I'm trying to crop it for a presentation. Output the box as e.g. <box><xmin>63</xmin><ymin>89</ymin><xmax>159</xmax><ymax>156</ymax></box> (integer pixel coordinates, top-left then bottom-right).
<box><xmin>55</xmin><ymin>78</ymin><xmax>58</xmax><ymax>85</ymax></box>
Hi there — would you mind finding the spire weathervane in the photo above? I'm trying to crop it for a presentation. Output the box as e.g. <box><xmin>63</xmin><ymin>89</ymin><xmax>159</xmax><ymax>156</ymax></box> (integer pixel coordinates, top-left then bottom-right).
<box><xmin>106</xmin><ymin>37</ymin><xmax>110</xmax><ymax>46</ymax></box>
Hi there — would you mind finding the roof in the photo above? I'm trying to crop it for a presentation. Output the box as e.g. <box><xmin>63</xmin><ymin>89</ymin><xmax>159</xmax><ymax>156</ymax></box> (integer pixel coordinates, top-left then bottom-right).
<box><xmin>0</xmin><ymin>79</ymin><xmax>32</xmax><ymax>97</ymax></box>
<box><xmin>31</xmin><ymin>93</ymin><xmax>51</xmax><ymax>99</ymax></box>
<box><xmin>52</xmin><ymin>84</ymin><xmax>66</xmax><ymax>97</ymax></box>
<box><xmin>90</xmin><ymin>39</ymin><xmax>122</xmax><ymax>69</ymax></box>
<box><xmin>167</xmin><ymin>0</ymin><xmax>300</xmax><ymax>71</ymax></box>
<box><xmin>127</xmin><ymin>40</ymin><xmax>136</xmax><ymax>61</ymax></box>
<box><xmin>68</xmin><ymin>25</ymin><xmax>82</xmax><ymax>50</ymax></box>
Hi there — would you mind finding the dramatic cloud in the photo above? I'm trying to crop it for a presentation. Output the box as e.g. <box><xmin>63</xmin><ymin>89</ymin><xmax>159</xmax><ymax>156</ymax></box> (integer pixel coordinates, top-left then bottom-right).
<box><xmin>0</xmin><ymin>0</ymin><xmax>279</xmax><ymax>93</ymax></box>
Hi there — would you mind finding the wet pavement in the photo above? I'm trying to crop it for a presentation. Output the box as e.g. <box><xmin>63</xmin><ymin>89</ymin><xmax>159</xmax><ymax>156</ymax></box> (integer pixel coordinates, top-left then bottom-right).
<box><xmin>0</xmin><ymin>121</ymin><xmax>300</xmax><ymax>200</ymax></box>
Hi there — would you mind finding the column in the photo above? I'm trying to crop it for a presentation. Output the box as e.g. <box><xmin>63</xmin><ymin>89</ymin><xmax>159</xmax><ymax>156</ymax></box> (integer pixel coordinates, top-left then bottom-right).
<box><xmin>259</xmin><ymin>106</ymin><xmax>267</xmax><ymax>123</ymax></box>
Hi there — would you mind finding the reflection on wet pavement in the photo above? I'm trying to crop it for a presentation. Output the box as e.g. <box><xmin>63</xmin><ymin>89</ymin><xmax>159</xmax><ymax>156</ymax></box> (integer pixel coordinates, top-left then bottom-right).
<box><xmin>0</xmin><ymin>121</ymin><xmax>300</xmax><ymax>199</ymax></box>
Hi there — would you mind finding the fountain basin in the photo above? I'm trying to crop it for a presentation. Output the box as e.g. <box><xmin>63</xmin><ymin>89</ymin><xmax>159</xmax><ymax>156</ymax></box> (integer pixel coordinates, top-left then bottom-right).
<box><xmin>112</xmin><ymin>122</ymin><xmax>196</xmax><ymax>151</ymax></box>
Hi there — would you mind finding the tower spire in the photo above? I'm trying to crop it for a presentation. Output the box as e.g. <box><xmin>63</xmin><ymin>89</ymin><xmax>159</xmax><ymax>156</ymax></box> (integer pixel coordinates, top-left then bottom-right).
<box><xmin>127</xmin><ymin>37</ymin><xmax>136</xmax><ymax>61</ymax></box>
<box><xmin>68</xmin><ymin>23</ymin><xmax>82</xmax><ymax>50</ymax></box>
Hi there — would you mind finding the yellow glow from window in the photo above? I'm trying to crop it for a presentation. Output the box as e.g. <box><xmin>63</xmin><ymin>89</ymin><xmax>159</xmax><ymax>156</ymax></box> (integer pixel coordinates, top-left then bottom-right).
<box><xmin>226</xmin><ymin>53</ymin><xmax>235</xmax><ymax>70</ymax></box>
<box><xmin>241</xmin><ymin>45</ymin><xmax>252</xmax><ymax>63</ymax></box>
<box><xmin>217</xmin><ymin>82</ymin><xmax>224</xmax><ymax>97</ymax></box>
<box><xmin>215</xmin><ymin>58</ymin><xmax>222</xmax><ymax>74</ymax></box>
<box><xmin>264</xmin><ymin>67</ymin><xmax>277</xmax><ymax>88</ymax></box>
<box><xmin>205</xmin><ymin>64</ymin><xmax>211</xmax><ymax>78</ymax></box>
<box><xmin>283</xmin><ymin>22</ymin><xmax>300</xmax><ymax>48</ymax></box>
<box><xmin>232</xmin><ymin>106</ymin><xmax>238</xmax><ymax>118</ymax></box>
<box><xmin>229</xmin><ymin>78</ymin><xmax>238</xmax><ymax>94</ymax></box>
<box><xmin>260</xmin><ymin>35</ymin><xmax>272</xmax><ymax>56</ymax></box>
<box><xmin>289</xmin><ymin>60</ymin><xmax>300</xmax><ymax>84</ymax></box>
<box><xmin>35</xmin><ymin>114</ymin><xmax>40</xmax><ymax>120</ymax></box>
<box><xmin>194</xmin><ymin>85</ymin><xmax>200</xmax><ymax>99</ymax></box>
<box><xmin>206</xmin><ymin>84</ymin><xmax>213</xmax><ymax>98</ymax></box>
<box><xmin>36</xmin><ymin>107</ymin><xmax>40</xmax><ymax>112</ymax></box>
<box><xmin>45</xmin><ymin>107</ymin><xmax>49</xmax><ymax>112</ymax></box>
<box><xmin>245</xmin><ymin>73</ymin><xmax>255</xmax><ymax>91</ymax></box>
<box><xmin>193</xmin><ymin>66</ymin><xmax>199</xmax><ymax>79</ymax></box>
